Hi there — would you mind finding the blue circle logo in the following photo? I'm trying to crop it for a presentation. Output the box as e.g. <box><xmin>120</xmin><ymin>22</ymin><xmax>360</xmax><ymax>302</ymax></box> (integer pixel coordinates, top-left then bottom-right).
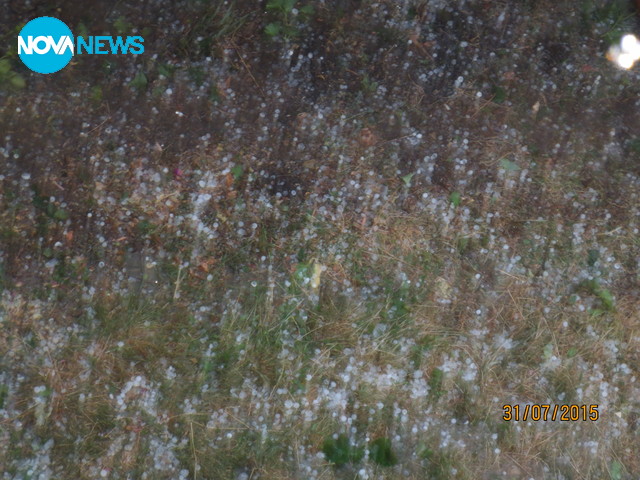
<box><xmin>18</xmin><ymin>17</ymin><xmax>74</xmax><ymax>74</ymax></box>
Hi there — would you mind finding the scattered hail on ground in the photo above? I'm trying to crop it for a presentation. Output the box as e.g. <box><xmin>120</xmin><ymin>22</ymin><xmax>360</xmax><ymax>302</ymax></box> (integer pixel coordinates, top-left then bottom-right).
<box><xmin>1</xmin><ymin>1</ymin><xmax>640</xmax><ymax>479</ymax></box>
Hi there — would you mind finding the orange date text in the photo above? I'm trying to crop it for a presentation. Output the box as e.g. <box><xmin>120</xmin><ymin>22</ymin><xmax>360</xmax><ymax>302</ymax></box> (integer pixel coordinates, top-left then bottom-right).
<box><xmin>502</xmin><ymin>404</ymin><xmax>599</xmax><ymax>422</ymax></box>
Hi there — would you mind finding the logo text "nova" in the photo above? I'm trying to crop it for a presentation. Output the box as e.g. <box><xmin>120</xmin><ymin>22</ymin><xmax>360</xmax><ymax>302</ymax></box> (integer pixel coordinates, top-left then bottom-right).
<box><xmin>18</xmin><ymin>35</ymin><xmax>144</xmax><ymax>55</ymax></box>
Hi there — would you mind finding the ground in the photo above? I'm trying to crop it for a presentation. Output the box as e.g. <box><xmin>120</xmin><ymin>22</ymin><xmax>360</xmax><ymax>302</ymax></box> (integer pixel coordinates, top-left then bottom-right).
<box><xmin>1</xmin><ymin>0</ymin><xmax>640</xmax><ymax>479</ymax></box>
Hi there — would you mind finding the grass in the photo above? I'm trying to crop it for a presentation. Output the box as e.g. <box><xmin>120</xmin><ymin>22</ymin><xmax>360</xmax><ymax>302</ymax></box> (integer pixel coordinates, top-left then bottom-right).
<box><xmin>177</xmin><ymin>1</ymin><xmax>249</xmax><ymax>60</ymax></box>
<box><xmin>2</xmin><ymin>0</ymin><xmax>640</xmax><ymax>479</ymax></box>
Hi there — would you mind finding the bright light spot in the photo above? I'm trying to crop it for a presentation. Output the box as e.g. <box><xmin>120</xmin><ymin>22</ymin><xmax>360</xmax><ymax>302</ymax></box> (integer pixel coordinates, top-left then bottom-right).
<box><xmin>621</xmin><ymin>34</ymin><xmax>639</xmax><ymax>53</ymax></box>
<box><xmin>608</xmin><ymin>34</ymin><xmax>640</xmax><ymax>69</ymax></box>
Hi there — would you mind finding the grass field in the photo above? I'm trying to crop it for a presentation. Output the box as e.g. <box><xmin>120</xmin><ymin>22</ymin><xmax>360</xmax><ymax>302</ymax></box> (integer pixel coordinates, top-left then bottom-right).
<box><xmin>1</xmin><ymin>0</ymin><xmax>640</xmax><ymax>478</ymax></box>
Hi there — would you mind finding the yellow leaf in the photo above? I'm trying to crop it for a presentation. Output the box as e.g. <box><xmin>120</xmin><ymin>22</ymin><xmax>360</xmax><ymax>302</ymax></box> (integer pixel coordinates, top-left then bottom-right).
<box><xmin>311</xmin><ymin>262</ymin><xmax>323</xmax><ymax>290</ymax></box>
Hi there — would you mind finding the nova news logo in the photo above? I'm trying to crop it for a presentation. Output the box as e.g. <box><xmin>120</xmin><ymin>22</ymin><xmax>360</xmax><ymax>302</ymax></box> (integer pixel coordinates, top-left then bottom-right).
<box><xmin>18</xmin><ymin>16</ymin><xmax>144</xmax><ymax>74</ymax></box>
